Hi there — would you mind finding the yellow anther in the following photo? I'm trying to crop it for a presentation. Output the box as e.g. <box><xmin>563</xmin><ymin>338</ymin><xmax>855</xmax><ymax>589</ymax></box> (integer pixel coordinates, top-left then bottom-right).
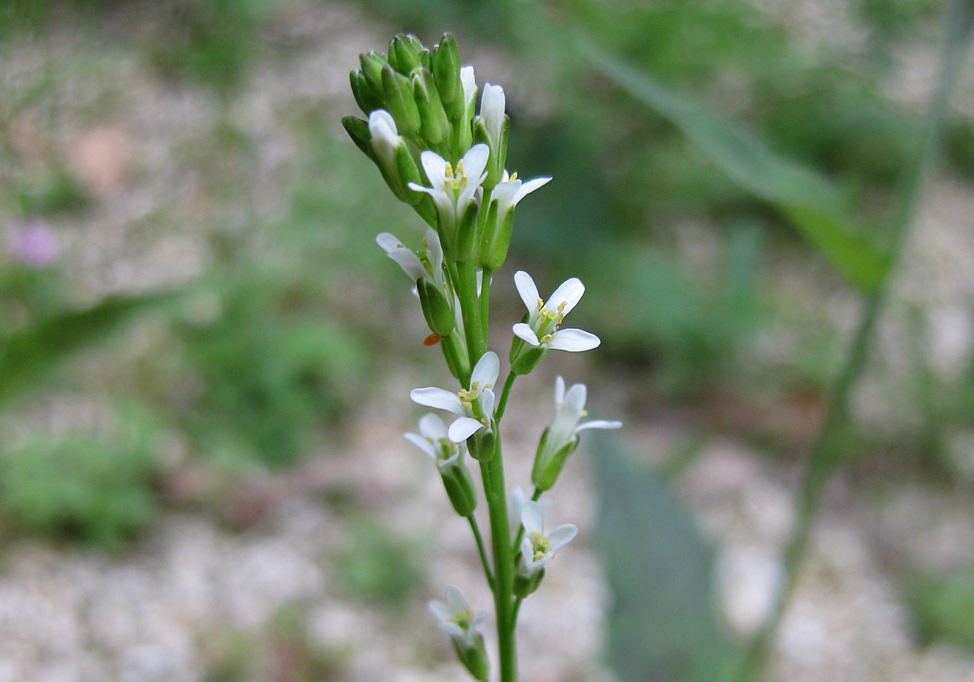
<box><xmin>580</xmin><ymin>409</ymin><xmax>588</xmax><ymax>417</ymax></box>
<box><xmin>444</xmin><ymin>162</ymin><xmax>455</xmax><ymax>179</ymax></box>
<box><xmin>510</xmin><ymin>172</ymin><xmax>518</xmax><ymax>181</ymax></box>
<box><xmin>541</xmin><ymin>334</ymin><xmax>553</xmax><ymax>344</ymax></box>
<box><xmin>461</xmin><ymin>400</ymin><xmax>473</xmax><ymax>409</ymax></box>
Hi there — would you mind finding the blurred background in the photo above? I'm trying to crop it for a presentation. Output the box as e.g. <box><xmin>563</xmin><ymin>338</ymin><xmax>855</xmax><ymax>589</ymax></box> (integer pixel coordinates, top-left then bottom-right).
<box><xmin>1</xmin><ymin>0</ymin><xmax>974</xmax><ymax>680</ymax></box>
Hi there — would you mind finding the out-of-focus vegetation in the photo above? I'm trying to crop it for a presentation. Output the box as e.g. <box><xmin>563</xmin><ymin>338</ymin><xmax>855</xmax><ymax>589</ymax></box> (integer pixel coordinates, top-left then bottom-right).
<box><xmin>1</xmin><ymin>0</ymin><xmax>973</xmax><ymax>678</ymax></box>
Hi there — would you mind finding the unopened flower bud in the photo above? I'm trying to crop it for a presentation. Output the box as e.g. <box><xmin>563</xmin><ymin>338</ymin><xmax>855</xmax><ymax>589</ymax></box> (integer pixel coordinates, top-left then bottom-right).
<box><xmin>417</xmin><ymin>278</ymin><xmax>455</xmax><ymax>338</ymax></box>
<box><xmin>412</xmin><ymin>68</ymin><xmax>451</xmax><ymax>145</ymax></box>
<box><xmin>359</xmin><ymin>50</ymin><xmax>387</xmax><ymax>92</ymax></box>
<box><xmin>349</xmin><ymin>70</ymin><xmax>383</xmax><ymax>115</ymax></box>
<box><xmin>388</xmin><ymin>33</ymin><xmax>426</xmax><ymax>75</ymax></box>
<box><xmin>432</xmin><ymin>34</ymin><xmax>462</xmax><ymax>105</ymax></box>
<box><xmin>531</xmin><ymin>427</ymin><xmax>579</xmax><ymax>492</ymax></box>
<box><xmin>381</xmin><ymin>63</ymin><xmax>421</xmax><ymax>135</ymax></box>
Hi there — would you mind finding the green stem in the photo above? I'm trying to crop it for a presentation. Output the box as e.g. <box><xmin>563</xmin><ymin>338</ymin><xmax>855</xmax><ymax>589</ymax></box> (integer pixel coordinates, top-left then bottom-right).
<box><xmin>457</xmin><ymin>261</ymin><xmax>486</xmax><ymax>365</ymax></box>
<box><xmin>494</xmin><ymin>372</ymin><xmax>517</xmax><ymax>422</ymax></box>
<box><xmin>467</xmin><ymin>514</ymin><xmax>495</xmax><ymax>591</ymax></box>
<box><xmin>733</xmin><ymin>4</ymin><xmax>972</xmax><ymax>680</ymax></box>
<box><xmin>481</xmin><ymin>267</ymin><xmax>492</xmax><ymax>335</ymax></box>
<box><xmin>480</xmin><ymin>444</ymin><xmax>517</xmax><ymax>682</ymax></box>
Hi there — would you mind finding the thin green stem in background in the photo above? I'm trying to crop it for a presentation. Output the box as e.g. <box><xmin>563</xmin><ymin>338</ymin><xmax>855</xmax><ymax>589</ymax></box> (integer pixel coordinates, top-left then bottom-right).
<box><xmin>467</xmin><ymin>514</ymin><xmax>495</xmax><ymax>591</ymax></box>
<box><xmin>494</xmin><ymin>372</ymin><xmax>517</xmax><ymax>422</ymax></box>
<box><xmin>733</xmin><ymin>3</ymin><xmax>974</xmax><ymax>680</ymax></box>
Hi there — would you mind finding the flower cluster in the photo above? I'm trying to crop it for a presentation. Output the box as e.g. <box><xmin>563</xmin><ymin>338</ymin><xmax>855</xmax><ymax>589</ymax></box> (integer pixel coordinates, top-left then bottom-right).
<box><xmin>345</xmin><ymin>33</ymin><xmax>620</xmax><ymax>682</ymax></box>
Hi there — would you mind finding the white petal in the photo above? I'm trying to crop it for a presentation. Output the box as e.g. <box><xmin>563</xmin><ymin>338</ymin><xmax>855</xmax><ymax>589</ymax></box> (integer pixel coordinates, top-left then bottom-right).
<box><xmin>375</xmin><ymin>232</ymin><xmax>403</xmax><ymax>253</ymax></box>
<box><xmin>520</xmin><ymin>500</ymin><xmax>545</xmax><ymax>536</ymax></box>
<box><xmin>547</xmin><ymin>328</ymin><xmax>600</xmax><ymax>352</ymax></box>
<box><xmin>547</xmin><ymin>524</ymin><xmax>578</xmax><ymax>553</ymax></box>
<box><xmin>470</xmin><ymin>351</ymin><xmax>499</xmax><ymax>389</ymax></box>
<box><xmin>445</xmin><ymin>585</ymin><xmax>470</xmax><ymax>612</ymax></box>
<box><xmin>471</xmin><ymin>610</ymin><xmax>487</xmax><ymax>628</ymax></box>
<box><xmin>423</xmin><ymin>228</ymin><xmax>444</xmax><ymax>275</ymax></box>
<box><xmin>512</xmin><ymin>176</ymin><xmax>552</xmax><ymax>205</ymax></box>
<box><xmin>448</xmin><ymin>417</ymin><xmax>484</xmax><ymax>442</ymax></box>
<box><xmin>419</xmin><ymin>413</ymin><xmax>448</xmax><ymax>440</ymax></box>
<box><xmin>564</xmin><ymin>383</ymin><xmax>587</xmax><ymax>415</ymax></box>
<box><xmin>410</xmin><ymin>387</ymin><xmax>465</xmax><ymax>415</ymax></box>
<box><xmin>460</xmin><ymin>65</ymin><xmax>477</xmax><ymax>107</ymax></box>
<box><xmin>546</xmin><ymin>277</ymin><xmax>585</xmax><ymax>316</ymax></box>
<box><xmin>419</xmin><ymin>150</ymin><xmax>449</xmax><ymax>191</ymax></box>
<box><xmin>438</xmin><ymin>622</ymin><xmax>465</xmax><ymax>639</ymax></box>
<box><xmin>507</xmin><ymin>487</ymin><xmax>526</xmax><ymax>533</ymax></box>
<box><xmin>461</xmin><ymin>144</ymin><xmax>490</xmax><ymax>183</ymax></box>
<box><xmin>512</xmin><ymin>322</ymin><xmax>540</xmax><ymax>346</ymax></box>
<box><xmin>481</xmin><ymin>83</ymin><xmax>506</xmax><ymax>133</ymax></box>
<box><xmin>480</xmin><ymin>388</ymin><xmax>495</xmax><ymax>419</ymax></box>
<box><xmin>404</xmin><ymin>432</ymin><xmax>436</xmax><ymax>460</ymax></box>
<box><xmin>368</xmin><ymin>110</ymin><xmax>399</xmax><ymax>163</ymax></box>
<box><xmin>554</xmin><ymin>376</ymin><xmax>566</xmax><ymax>404</ymax></box>
<box><xmin>513</xmin><ymin>270</ymin><xmax>540</xmax><ymax>312</ymax></box>
<box><xmin>387</xmin><ymin>249</ymin><xmax>426</xmax><ymax>282</ymax></box>
<box><xmin>575</xmin><ymin>419</ymin><xmax>623</xmax><ymax>432</ymax></box>
<box><xmin>429</xmin><ymin>599</ymin><xmax>452</xmax><ymax>622</ymax></box>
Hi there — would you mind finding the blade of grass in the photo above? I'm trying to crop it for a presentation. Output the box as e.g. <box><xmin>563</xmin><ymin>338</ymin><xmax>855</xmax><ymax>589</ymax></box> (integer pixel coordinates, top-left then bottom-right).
<box><xmin>733</xmin><ymin>1</ymin><xmax>974</xmax><ymax>679</ymax></box>
<box><xmin>580</xmin><ymin>38</ymin><xmax>891</xmax><ymax>292</ymax></box>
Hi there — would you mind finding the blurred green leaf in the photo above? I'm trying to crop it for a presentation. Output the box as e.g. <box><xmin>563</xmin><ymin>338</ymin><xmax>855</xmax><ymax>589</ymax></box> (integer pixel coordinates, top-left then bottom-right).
<box><xmin>582</xmin><ymin>40</ymin><xmax>891</xmax><ymax>291</ymax></box>
<box><xmin>0</xmin><ymin>290</ymin><xmax>176</xmax><ymax>405</ymax></box>
<box><xmin>908</xmin><ymin>571</ymin><xmax>974</xmax><ymax>651</ymax></box>
<box><xmin>592</xmin><ymin>436</ymin><xmax>735</xmax><ymax>682</ymax></box>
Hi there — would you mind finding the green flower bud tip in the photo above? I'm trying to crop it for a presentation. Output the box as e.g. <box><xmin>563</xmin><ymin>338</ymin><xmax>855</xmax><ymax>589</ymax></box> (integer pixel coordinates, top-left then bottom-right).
<box><xmin>381</xmin><ymin>63</ymin><xmax>421</xmax><ymax>135</ymax></box>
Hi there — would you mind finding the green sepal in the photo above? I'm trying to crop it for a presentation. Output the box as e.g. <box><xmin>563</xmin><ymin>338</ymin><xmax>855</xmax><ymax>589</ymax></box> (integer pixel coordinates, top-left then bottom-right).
<box><xmin>349</xmin><ymin>70</ymin><xmax>383</xmax><ymax>115</ymax></box>
<box><xmin>454</xmin><ymin>200</ymin><xmax>480</xmax><ymax>263</ymax></box>
<box><xmin>359</xmin><ymin>51</ymin><xmax>387</xmax><ymax>93</ymax></box>
<box><xmin>513</xmin><ymin>565</ymin><xmax>545</xmax><ymax>598</ymax></box>
<box><xmin>453</xmin><ymin>632</ymin><xmax>489</xmax><ymax>681</ymax></box>
<box><xmin>412</xmin><ymin>195</ymin><xmax>438</xmax><ymax>228</ymax></box>
<box><xmin>394</xmin><ymin>144</ymin><xmax>424</xmax><ymax>205</ymax></box>
<box><xmin>417</xmin><ymin>278</ymin><xmax>455</xmax><ymax>337</ymax></box>
<box><xmin>388</xmin><ymin>34</ymin><xmax>425</xmax><ymax>75</ymax></box>
<box><xmin>531</xmin><ymin>430</ymin><xmax>580</xmax><ymax>492</ymax></box>
<box><xmin>440</xmin><ymin>462</ymin><xmax>477</xmax><ymax>516</ymax></box>
<box><xmin>511</xmin><ymin>344</ymin><xmax>546</xmax><ymax>375</ymax></box>
<box><xmin>432</xmin><ymin>34</ymin><xmax>461</xmax><ymax>105</ymax></box>
<box><xmin>341</xmin><ymin>116</ymin><xmax>372</xmax><ymax>157</ymax></box>
<box><xmin>468</xmin><ymin>429</ymin><xmax>496</xmax><ymax>462</ymax></box>
<box><xmin>479</xmin><ymin>201</ymin><xmax>515</xmax><ymax>271</ymax></box>
<box><xmin>412</xmin><ymin>68</ymin><xmax>451</xmax><ymax>145</ymax></box>
<box><xmin>472</xmin><ymin>115</ymin><xmax>509</xmax><ymax>189</ymax></box>
<box><xmin>381</xmin><ymin>64</ymin><xmax>421</xmax><ymax>135</ymax></box>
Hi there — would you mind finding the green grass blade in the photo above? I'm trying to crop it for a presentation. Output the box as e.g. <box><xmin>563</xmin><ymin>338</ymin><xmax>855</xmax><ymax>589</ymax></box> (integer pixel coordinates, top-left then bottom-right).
<box><xmin>581</xmin><ymin>39</ymin><xmax>891</xmax><ymax>291</ymax></box>
<box><xmin>592</xmin><ymin>436</ymin><xmax>735</xmax><ymax>682</ymax></box>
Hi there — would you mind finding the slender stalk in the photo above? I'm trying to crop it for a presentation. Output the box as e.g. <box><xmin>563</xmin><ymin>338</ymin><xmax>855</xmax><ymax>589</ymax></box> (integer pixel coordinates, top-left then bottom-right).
<box><xmin>494</xmin><ymin>372</ymin><xmax>517</xmax><ymax>422</ymax></box>
<box><xmin>467</xmin><ymin>514</ymin><xmax>495</xmax><ymax>591</ymax></box>
<box><xmin>481</xmin><ymin>267</ymin><xmax>493</xmax><ymax>335</ymax></box>
<box><xmin>733</xmin><ymin>4</ymin><xmax>973</xmax><ymax>680</ymax></box>
<box><xmin>481</xmin><ymin>445</ymin><xmax>517</xmax><ymax>682</ymax></box>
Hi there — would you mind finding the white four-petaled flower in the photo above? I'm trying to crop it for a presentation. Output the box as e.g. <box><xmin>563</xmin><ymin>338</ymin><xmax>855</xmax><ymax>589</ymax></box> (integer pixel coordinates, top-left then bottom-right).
<box><xmin>428</xmin><ymin>585</ymin><xmax>486</xmax><ymax>650</ymax></box>
<box><xmin>410</xmin><ymin>351</ymin><xmax>498</xmax><ymax>442</ymax></box>
<box><xmin>405</xmin><ymin>413</ymin><xmax>466</xmax><ymax>473</ymax></box>
<box><xmin>408</xmin><ymin>144</ymin><xmax>489</xmax><ymax>242</ymax></box>
<box><xmin>376</xmin><ymin>227</ymin><xmax>447</xmax><ymax>289</ymax></box>
<box><xmin>491</xmin><ymin>170</ymin><xmax>551</xmax><ymax>217</ymax></box>
<box><xmin>512</xmin><ymin>271</ymin><xmax>600</xmax><ymax>352</ymax></box>
<box><xmin>517</xmin><ymin>500</ymin><xmax>577</xmax><ymax>578</ymax></box>
<box><xmin>546</xmin><ymin>376</ymin><xmax>622</xmax><ymax>452</ymax></box>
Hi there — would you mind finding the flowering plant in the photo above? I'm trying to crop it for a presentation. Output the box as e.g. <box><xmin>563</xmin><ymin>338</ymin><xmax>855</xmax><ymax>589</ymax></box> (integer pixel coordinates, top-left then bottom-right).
<box><xmin>343</xmin><ymin>34</ymin><xmax>620</xmax><ymax>681</ymax></box>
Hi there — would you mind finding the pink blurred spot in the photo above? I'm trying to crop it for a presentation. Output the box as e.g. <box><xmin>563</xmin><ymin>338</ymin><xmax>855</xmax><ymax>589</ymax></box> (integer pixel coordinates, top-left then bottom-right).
<box><xmin>9</xmin><ymin>221</ymin><xmax>59</xmax><ymax>267</ymax></box>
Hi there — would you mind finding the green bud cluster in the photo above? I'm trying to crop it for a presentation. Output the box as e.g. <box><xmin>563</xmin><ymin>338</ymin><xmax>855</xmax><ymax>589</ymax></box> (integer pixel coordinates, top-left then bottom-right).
<box><xmin>345</xmin><ymin>33</ymin><xmax>477</xmax><ymax>166</ymax></box>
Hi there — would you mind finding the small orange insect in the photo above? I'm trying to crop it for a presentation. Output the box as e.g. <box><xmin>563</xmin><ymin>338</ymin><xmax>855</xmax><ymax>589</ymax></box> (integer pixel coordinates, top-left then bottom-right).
<box><xmin>423</xmin><ymin>333</ymin><xmax>442</xmax><ymax>346</ymax></box>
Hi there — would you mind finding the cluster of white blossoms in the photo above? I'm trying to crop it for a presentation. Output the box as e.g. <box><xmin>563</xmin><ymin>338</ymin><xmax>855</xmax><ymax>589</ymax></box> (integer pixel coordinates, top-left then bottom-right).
<box><xmin>345</xmin><ymin>33</ymin><xmax>620</xmax><ymax>682</ymax></box>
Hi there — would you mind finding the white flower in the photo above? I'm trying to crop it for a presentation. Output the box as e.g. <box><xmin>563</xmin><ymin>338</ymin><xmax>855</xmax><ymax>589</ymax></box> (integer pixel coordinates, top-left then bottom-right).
<box><xmin>491</xmin><ymin>171</ymin><xmax>552</xmax><ymax>215</ymax></box>
<box><xmin>461</xmin><ymin>66</ymin><xmax>478</xmax><ymax>113</ymax></box>
<box><xmin>405</xmin><ymin>413</ymin><xmax>465</xmax><ymax>472</ymax></box>
<box><xmin>517</xmin><ymin>500</ymin><xmax>577</xmax><ymax>577</ymax></box>
<box><xmin>512</xmin><ymin>271</ymin><xmax>600</xmax><ymax>352</ymax></box>
<box><xmin>376</xmin><ymin>228</ymin><xmax>447</xmax><ymax>289</ymax></box>
<box><xmin>367</xmin><ymin>109</ymin><xmax>402</xmax><ymax>167</ymax></box>
<box><xmin>410</xmin><ymin>351</ymin><xmax>499</xmax><ymax>442</ymax></box>
<box><xmin>479</xmin><ymin>83</ymin><xmax>506</xmax><ymax>153</ymax></box>
<box><xmin>507</xmin><ymin>486</ymin><xmax>527</xmax><ymax>536</ymax></box>
<box><xmin>428</xmin><ymin>585</ymin><xmax>486</xmax><ymax>650</ymax></box>
<box><xmin>408</xmin><ymin>145</ymin><xmax>489</xmax><ymax>245</ymax></box>
<box><xmin>548</xmin><ymin>376</ymin><xmax>622</xmax><ymax>448</ymax></box>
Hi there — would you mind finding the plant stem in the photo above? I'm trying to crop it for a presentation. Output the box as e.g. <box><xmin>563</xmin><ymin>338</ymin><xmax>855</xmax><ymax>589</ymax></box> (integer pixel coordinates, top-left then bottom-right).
<box><xmin>733</xmin><ymin>4</ymin><xmax>972</xmax><ymax>680</ymax></box>
<box><xmin>468</xmin><ymin>514</ymin><xmax>495</xmax><ymax>591</ymax></box>
<box><xmin>494</xmin><ymin>372</ymin><xmax>517</xmax><ymax>422</ymax></box>
<box><xmin>481</xmin><ymin>447</ymin><xmax>517</xmax><ymax>682</ymax></box>
<box><xmin>457</xmin><ymin>261</ymin><xmax>486</xmax><ymax>365</ymax></box>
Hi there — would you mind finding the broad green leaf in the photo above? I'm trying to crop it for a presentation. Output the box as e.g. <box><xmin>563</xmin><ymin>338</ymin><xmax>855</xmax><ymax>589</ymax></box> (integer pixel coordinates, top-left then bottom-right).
<box><xmin>581</xmin><ymin>40</ymin><xmax>891</xmax><ymax>291</ymax></box>
<box><xmin>0</xmin><ymin>291</ymin><xmax>178</xmax><ymax>405</ymax></box>
<box><xmin>592</xmin><ymin>436</ymin><xmax>735</xmax><ymax>682</ymax></box>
